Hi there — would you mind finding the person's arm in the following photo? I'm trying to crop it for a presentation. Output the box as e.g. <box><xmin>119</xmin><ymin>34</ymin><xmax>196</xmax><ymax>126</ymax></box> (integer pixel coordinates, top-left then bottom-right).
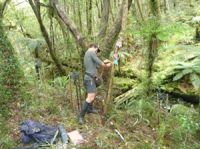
<box><xmin>91</xmin><ymin>51</ymin><xmax>112</xmax><ymax>68</ymax></box>
<box><xmin>91</xmin><ymin>51</ymin><xmax>103</xmax><ymax>66</ymax></box>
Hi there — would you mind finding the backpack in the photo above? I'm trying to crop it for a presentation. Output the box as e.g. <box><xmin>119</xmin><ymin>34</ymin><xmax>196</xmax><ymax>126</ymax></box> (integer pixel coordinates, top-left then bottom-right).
<box><xmin>20</xmin><ymin>120</ymin><xmax>58</xmax><ymax>144</ymax></box>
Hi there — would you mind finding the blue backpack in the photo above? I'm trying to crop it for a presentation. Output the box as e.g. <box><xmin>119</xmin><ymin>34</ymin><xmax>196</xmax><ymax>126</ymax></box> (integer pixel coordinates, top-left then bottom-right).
<box><xmin>20</xmin><ymin>120</ymin><xmax>58</xmax><ymax>144</ymax></box>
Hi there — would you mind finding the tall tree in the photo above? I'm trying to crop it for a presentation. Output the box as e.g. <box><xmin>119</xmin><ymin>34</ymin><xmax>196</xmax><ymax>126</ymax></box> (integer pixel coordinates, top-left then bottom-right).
<box><xmin>50</xmin><ymin>0</ymin><xmax>131</xmax><ymax>58</ymax></box>
<box><xmin>98</xmin><ymin>0</ymin><xmax>110</xmax><ymax>39</ymax></box>
<box><xmin>135</xmin><ymin>0</ymin><xmax>144</xmax><ymax>21</ymax></box>
<box><xmin>87</xmin><ymin>0</ymin><xmax>93</xmax><ymax>35</ymax></box>
<box><xmin>145</xmin><ymin>0</ymin><xmax>160</xmax><ymax>95</ymax></box>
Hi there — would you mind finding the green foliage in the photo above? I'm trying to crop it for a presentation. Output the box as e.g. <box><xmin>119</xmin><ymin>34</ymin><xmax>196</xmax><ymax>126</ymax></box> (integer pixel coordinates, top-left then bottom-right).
<box><xmin>22</xmin><ymin>38</ymin><xmax>46</xmax><ymax>51</ymax></box>
<box><xmin>154</xmin><ymin>45</ymin><xmax>200</xmax><ymax>91</ymax></box>
<box><xmin>158</xmin><ymin>105</ymin><xmax>199</xmax><ymax>147</ymax></box>
<box><xmin>171</xmin><ymin>49</ymin><xmax>200</xmax><ymax>90</ymax></box>
<box><xmin>134</xmin><ymin>17</ymin><xmax>192</xmax><ymax>42</ymax></box>
<box><xmin>114</xmin><ymin>77</ymin><xmax>135</xmax><ymax>93</ymax></box>
<box><xmin>0</xmin><ymin>118</ymin><xmax>16</xmax><ymax>148</ymax></box>
<box><xmin>51</xmin><ymin>76</ymin><xmax>70</xmax><ymax>91</ymax></box>
<box><xmin>95</xmin><ymin>129</ymin><xmax>121</xmax><ymax>148</ymax></box>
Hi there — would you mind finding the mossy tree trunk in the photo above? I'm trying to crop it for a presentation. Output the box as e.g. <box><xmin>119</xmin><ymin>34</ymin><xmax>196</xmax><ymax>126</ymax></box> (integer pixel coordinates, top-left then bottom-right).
<box><xmin>135</xmin><ymin>0</ymin><xmax>144</xmax><ymax>21</ymax></box>
<box><xmin>0</xmin><ymin>1</ymin><xmax>24</xmax><ymax>117</ymax></box>
<box><xmin>195</xmin><ymin>26</ymin><xmax>200</xmax><ymax>42</ymax></box>
<box><xmin>86</xmin><ymin>0</ymin><xmax>93</xmax><ymax>35</ymax></box>
<box><xmin>146</xmin><ymin>33</ymin><xmax>158</xmax><ymax>95</ymax></box>
<box><xmin>149</xmin><ymin>0</ymin><xmax>161</xmax><ymax>17</ymax></box>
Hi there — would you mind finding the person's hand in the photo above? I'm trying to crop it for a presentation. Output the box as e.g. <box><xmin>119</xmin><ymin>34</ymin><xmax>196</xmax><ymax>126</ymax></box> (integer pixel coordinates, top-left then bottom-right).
<box><xmin>103</xmin><ymin>59</ymin><xmax>111</xmax><ymax>64</ymax></box>
<box><xmin>106</xmin><ymin>63</ymin><xmax>112</xmax><ymax>67</ymax></box>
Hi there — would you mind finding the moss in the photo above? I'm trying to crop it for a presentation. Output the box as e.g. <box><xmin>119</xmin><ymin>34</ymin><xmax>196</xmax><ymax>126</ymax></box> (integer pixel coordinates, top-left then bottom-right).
<box><xmin>113</xmin><ymin>77</ymin><xmax>137</xmax><ymax>96</ymax></box>
<box><xmin>0</xmin><ymin>19</ymin><xmax>26</xmax><ymax>117</ymax></box>
<box><xmin>170</xmin><ymin>104</ymin><xmax>193</xmax><ymax>116</ymax></box>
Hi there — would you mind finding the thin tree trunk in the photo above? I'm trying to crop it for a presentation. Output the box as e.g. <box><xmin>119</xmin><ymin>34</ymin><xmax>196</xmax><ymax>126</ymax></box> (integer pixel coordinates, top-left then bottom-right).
<box><xmin>135</xmin><ymin>0</ymin><xmax>144</xmax><ymax>21</ymax></box>
<box><xmin>96</xmin><ymin>0</ymin><xmax>101</xmax><ymax>18</ymax></box>
<box><xmin>163</xmin><ymin>0</ymin><xmax>170</xmax><ymax>13</ymax></box>
<box><xmin>86</xmin><ymin>0</ymin><xmax>93</xmax><ymax>35</ymax></box>
<box><xmin>0</xmin><ymin>0</ymin><xmax>11</xmax><ymax>17</ymax></box>
<box><xmin>146</xmin><ymin>34</ymin><xmax>158</xmax><ymax>95</ymax></box>
<box><xmin>149</xmin><ymin>0</ymin><xmax>161</xmax><ymax>17</ymax></box>
<box><xmin>128</xmin><ymin>0</ymin><xmax>133</xmax><ymax>10</ymax></box>
<box><xmin>72</xmin><ymin>0</ymin><xmax>77</xmax><ymax>24</ymax></box>
<box><xmin>102</xmin><ymin>0</ymin><xmax>128</xmax><ymax>57</ymax></box>
<box><xmin>77</xmin><ymin>0</ymin><xmax>82</xmax><ymax>32</ymax></box>
<box><xmin>98</xmin><ymin>0</ymin><xmax>110</xmax><ymax>39</ymax></box>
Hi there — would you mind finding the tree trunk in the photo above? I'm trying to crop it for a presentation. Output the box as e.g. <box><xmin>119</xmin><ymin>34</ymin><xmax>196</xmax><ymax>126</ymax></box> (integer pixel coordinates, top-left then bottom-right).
<box><xmin>0</xmin><ymin>0</ymin><xmax>11</xmax><ymax>17</ymax></box>
<box><xmin>149</xmin><ymin>0</ymin><xmax>161</xmax><ymax>17</ymax></box>
<box><xmin>77</xmin><ymin>0</ymin><xmax>83</xmax><ymax>32</ymax></box>
<box><xmin>128</xmin><ymin>0</ymin><xmax>133</xmax><ymax>10</ymax></box>
<box><xmin>135</xmin><ymin>0</ymin><xmax>144</xmax><ymax>21</ymax></box>
<box><xmin>98</xmin><ymin>0</ymin><xmax>110</xmax><ymax>40</ymax></box>
<box><xmin>86</xmin><ymin>0</ymin><xmax>93</xmax><ymax>35</ymax></box>
<box><xmin>29</xmin><ymin>0</ymin><xmax>65</xmax><ymax>75</ymax></box>
<box><xmin>146</xmin><ymin>34</ymin><xmax>158</xmax><ymax>95</ymax></box>
<box><xmin>195</xmin><ymin>26</ymin><xmax>200</xmax><ymax>42</ymax></box>
<box><xmin>104</xmin><ymin>64</ymin><xmax>115</xmax><ymax>115</ymax></box>
<box><xmin>163</xmin><ymin>0</ymin><xmax>170</xmax><ymax>13</ymax></box>
<box><xmin>102</xmin><ymin>0</ymin><xmax>128</xmax><ymax>58</ymax></box>
<box><xmin>96</xmin><ymin>0</ymin><xmax>101</xmax><ymax>18</ymax></box>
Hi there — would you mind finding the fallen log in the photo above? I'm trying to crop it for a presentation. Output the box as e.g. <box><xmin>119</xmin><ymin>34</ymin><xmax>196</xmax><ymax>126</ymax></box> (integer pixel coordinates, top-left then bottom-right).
<box><xmin>163</xmin><ymin>90</ymin><xmax>199</xmax><ymax>104</ymax></box>
<box><xmin>114</xmin><ymin>88</ymin><xmax>139</xmax><ymax>107</ymax></box>
<box><xmin>38</xmin><ymin>53</ymin><xmax>80</xmax><ymax>70</ymax></box>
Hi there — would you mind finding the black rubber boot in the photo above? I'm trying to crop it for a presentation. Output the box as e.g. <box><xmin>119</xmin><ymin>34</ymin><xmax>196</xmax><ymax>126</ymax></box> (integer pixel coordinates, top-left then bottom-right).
<box><xmin>87</xmin><ymin>103</ymin><xmax>98</xmax><ymax>114</ymax></box>
<box><xmin>79</xmin><ymin>101</ymin><xmax>89</xmax><ymax>124</ymax></box>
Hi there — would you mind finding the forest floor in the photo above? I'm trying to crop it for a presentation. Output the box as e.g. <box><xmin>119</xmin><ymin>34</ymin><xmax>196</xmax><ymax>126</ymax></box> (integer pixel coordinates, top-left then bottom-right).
<box><xmin>5</xmin><ymin>53</ymin><xmax>200</xmax><ymax>148</ymax></box>
<box><xmin>7</xmin><ymin>80</ymin><xmax>163</xmax><ymax>149</ymax></box>
<box><xmin>5</xmin><ymin>51</ymin><xmax>200</xmax><ymax>149</ymax></box>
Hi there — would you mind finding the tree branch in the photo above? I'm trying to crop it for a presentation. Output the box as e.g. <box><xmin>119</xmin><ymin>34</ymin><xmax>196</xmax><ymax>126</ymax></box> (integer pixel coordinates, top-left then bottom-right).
<box><xmin>0</xmin><ymin>0</ymin><xmax>11</xmax><ymax>17</ymax></box>
<box><xmin>128</xmin><ymin>0</ymin><xmax>133</xmax><ymax>10</ymax></box>
<box><xmin>50</xmin><ymin>0</ymin><xmax>88</xmax><ymax>50</ymax></box>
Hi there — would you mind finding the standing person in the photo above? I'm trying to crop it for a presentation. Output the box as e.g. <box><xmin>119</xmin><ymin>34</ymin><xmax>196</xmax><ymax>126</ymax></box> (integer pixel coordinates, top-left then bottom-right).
<box><xmin>79</xmin><ymin>44</ymin><xmax>111</xmax><ymax>124</ymax></box>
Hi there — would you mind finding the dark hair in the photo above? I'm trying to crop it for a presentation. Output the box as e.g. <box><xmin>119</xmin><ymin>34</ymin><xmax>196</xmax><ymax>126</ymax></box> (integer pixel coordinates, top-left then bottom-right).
<box><xmin>88</xmin><ymin>43</ymin><xmax>98</xmax><ymax>48</ymax></box>
<box><xmin>88</xmin><ymin>43</ymin><xmax>101</xmax><ymax>52</ymax></box>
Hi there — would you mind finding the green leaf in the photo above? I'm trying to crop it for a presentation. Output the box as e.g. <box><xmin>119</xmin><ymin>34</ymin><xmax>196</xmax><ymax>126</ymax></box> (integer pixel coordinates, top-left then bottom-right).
<box><xmin>157</xmin><ymin>32</ymin><xmax>170</xmax><ymax>41</ymax></box>
<box><xmin>193</xmin><ymin>66</ymin><xmax>200</xmax><ymax>74</ymax></box>
<box><xmin>173</xmin><ymin>68</ymin><xmax>193</xmax><ymax>81</ymax></box>
<box><xmin>190</xmin><ymin>73</ymin><xmax>200</xmax><ymax>90</ymax></box>
<box><xmin>182</xmin><ymin>69</ymin><xmax>193</xmax><ymax>75</ymax></box>
<box><xmin>173</xmin><ymin>72</ymin><xmax>185</xmax><ymax>81</ymax></box>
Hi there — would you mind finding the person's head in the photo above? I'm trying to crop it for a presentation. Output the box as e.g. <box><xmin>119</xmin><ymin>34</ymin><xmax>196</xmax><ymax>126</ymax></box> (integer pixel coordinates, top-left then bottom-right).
<box><xmin>88</xmin><ymin>43</ymin><xmax>101</xmax><ymax>53</ymax></box>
